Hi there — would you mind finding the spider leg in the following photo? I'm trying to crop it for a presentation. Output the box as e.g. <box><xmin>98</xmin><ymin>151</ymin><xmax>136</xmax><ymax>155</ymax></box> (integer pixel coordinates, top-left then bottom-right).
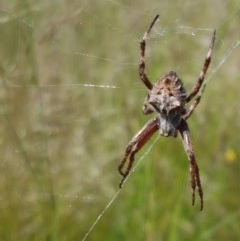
<box><xmin>118</xmin><ymin>117</ymin><xmax>159</xmax><ymax>188</ymax></box>
<box><xmin>187</xmin><ymin>29</ymin><xmax>216</xmax><ymax>102</ymax></box>
<box><xmin>183</xmin><ymin>85</ymin><xmax>206</xmax><ymax>120</ymax></box>
<box><xmin>178</xmin><ymin>119</ymin><xmax>203</xmax><ymax>210</ymax></box>
<box><xmin>139</xmin><ymin>15</ymin><xmax>159</xmax><ymax>90</ymax></box>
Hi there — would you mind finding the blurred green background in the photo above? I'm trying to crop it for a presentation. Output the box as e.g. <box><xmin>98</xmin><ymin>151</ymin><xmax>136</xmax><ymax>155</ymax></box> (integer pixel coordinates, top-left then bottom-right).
<box><xmin>0</xmin><ymin>0</ymin><xmax>240</xmax><ymax>240</ymax></box>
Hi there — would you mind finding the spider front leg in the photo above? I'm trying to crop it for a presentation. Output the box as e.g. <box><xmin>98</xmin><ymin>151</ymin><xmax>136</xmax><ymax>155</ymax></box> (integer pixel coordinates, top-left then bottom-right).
<box><xmin>139</xmin><ymin>15</ymin><xmax>159</xmax><ymax>90</ymax></box>
<box><xmin>118</xmin><ymin>117</ymin><xmax>159</xmax><ymax>188</ymax></box>
<box><xmin>187</xmin><ymin>29</ymin><xmax>216</xmax><ymax>102</ymax></box>
<box><xmin>178</xmin><ymin>119</ymin><xmax>203</xmax><ymax>210</ymax></box>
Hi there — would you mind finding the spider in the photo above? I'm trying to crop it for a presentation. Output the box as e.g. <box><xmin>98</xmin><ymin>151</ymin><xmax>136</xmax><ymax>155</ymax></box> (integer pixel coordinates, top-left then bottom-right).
<box><xmin>117</xmin><ymin>14</ymin><xmax>216</xmax><ymax>210</ymax></box>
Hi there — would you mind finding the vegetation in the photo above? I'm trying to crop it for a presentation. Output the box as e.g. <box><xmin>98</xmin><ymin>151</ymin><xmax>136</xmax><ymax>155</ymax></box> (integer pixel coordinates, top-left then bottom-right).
<box><xmin>0</xmin><ymin>0</ymin><xmax>239</xmax><ymax>240</ymax></box>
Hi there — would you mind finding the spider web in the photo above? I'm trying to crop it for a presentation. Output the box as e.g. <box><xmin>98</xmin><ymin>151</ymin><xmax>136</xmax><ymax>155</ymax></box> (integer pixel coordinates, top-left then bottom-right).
<box><xmin>0</xmin><ymin>1</ymin><xmax>240</xmax><ymax>240</ymax></box>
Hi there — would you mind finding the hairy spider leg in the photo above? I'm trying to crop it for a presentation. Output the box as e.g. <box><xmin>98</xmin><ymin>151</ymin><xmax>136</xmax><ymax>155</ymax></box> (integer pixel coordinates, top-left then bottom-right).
<box><xmin>184</xmin><ymin>85</ymin><xmax>206</xmax><ymax>120</ymax></box>
<box><xmin>118</xmin><ymin>117</ymin><xmax>159</xmax><ymax>188</ymax></box>
<box><xmin>187</xmin><ymin>29</ymin><xmax>216</xmax><ymax>102</ymax></box>
<box><xmin>139</xmin><ymin>15</ymin><xmax>159</xmax><ymax>90</ymax></box>
<box><xmin>178</xmin><ymin>120</ymin><xmax>203</xmax><ymax>210</ymax></box>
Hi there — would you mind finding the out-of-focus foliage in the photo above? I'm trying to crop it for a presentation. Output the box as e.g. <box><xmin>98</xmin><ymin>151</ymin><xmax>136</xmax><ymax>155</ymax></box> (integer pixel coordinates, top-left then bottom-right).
<box><xmin>0</xmin><ymin>0</ymin><xmax>239</xmax><ymax>240</ymax></box>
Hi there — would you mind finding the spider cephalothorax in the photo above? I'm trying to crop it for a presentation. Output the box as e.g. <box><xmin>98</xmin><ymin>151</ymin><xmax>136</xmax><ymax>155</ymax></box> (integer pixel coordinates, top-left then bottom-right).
<box><xmin>118</xmin><ymin>14</ymin><xmax>216</xmax><ymax>210</ymax></box>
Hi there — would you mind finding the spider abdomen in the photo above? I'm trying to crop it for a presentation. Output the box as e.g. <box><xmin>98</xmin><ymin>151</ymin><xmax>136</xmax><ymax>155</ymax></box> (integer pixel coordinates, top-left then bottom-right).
<box><xmin>155</xmin><ymin>71</ymin><xmax>187</xmax><ymax>107</ymax></box>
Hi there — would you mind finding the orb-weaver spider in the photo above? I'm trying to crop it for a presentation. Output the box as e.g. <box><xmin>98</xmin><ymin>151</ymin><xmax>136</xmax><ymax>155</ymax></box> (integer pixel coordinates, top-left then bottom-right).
<box><xmin>118</xmin><ymin>15</ymin><xmax>216</xmax><ymax>210</ymax></box>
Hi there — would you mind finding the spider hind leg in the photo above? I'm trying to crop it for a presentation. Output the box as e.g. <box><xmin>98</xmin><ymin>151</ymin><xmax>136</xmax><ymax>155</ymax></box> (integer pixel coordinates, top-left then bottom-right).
<box><xmin>118</xmin><ymin>117</ymin><xmax>159</xmax><ymax>188</ymax></box>
<box><xmin>178</xmin><ymin>119</ymin><xmax>203</xmax><ymax>210</ymax></box>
